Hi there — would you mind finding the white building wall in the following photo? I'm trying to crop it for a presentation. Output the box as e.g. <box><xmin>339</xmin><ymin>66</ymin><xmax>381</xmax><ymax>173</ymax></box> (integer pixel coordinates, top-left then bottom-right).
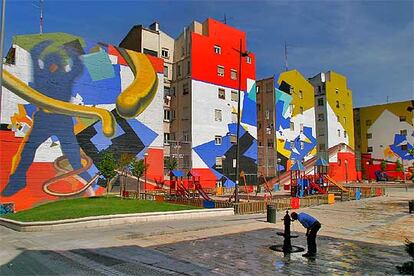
<box><xmin>326</xmin><ymin>103</ymin><xmax>348</xmax><ymax>162</ymax></box>
<box><xmin>368</xmin><ymin>109</ymin><xmax>414</xmax><ymax>162</ymax></box>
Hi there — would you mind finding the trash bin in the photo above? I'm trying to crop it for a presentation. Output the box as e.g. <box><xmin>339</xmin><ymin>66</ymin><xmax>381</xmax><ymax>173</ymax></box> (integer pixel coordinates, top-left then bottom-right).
<box><xmin>274</xmin><ymin>184</ymin><xmax>279</xmax><ymax>191</ymax></box>
<box><xmin>409</xmin><ymin>200</ymin><xmax>414</xmax><ymax>214</ymax></box>
<box><xmin>267</xmin><ymin>205</ymin><xmax>276</xmax><ymax>223</ymax></box>
<box><xmin>355</xmin><ymin>189</ymin><xmax>361</xmax><ymax>200</ymax></box>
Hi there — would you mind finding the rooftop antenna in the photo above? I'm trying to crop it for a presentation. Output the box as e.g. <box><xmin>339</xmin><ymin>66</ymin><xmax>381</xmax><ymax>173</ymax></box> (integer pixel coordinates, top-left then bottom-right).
<box><xmin>32</xmin><ymin>0</ymin><xmax>44</xmax><ymax>34</ymax></box>
<box><xmin>224</xmin><ymin>14</ymin><xmax>227</xmax><ymax>24</ymax></box>
<box><xmin>284</xmin><ymin>41</ymin><xmax>288</xmax><ymax>71</ymax></box>
<box><xmin>386</xmin><ymin>95</ymin><xmax>389</xmax><ymax>103</ymax></box>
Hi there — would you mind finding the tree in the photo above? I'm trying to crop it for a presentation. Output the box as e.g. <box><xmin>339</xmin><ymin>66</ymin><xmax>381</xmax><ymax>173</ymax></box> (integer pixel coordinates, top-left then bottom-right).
<box><xmin>118</xmin><ymin>153</ymin><xmax>135</xmax><ymax>197</ymax></box>
<box><xmin>129</xmin><ymin>158</ymin><xmax>148</xmax><ymax>198</ymax></box>
<box><xmin>165</xmin><ymin>157</ymin><xmax>178</xmax><ymax>172</ymax></box>
<box><xmin>380</xmin><ymin>160</ymin><xmax>387</xmax><ymax>171</ymax></box>
<box><xmin>396</xmin><ymin>160</ymin><xmax>404</xmax><ymax>172</ymax></box>
<box><xmin>96</xmin><ymin>150</ymin><xmax>118</xmax><ymax>195</ymax></box>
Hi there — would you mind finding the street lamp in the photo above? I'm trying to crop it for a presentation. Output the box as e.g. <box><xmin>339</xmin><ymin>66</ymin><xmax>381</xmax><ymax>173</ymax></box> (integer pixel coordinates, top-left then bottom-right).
<box><xmin>144</xmin><ymin>152</ymin><xmax>149</xmax><ymax>197</ymax></box>
<box><xmin>0</xmin><ymin>0</ymin><xmax>6</xmax><ymax>97</ymax></box>
<box><xmin>234</xmin><ymin>38</ymin><xmax>250</xmax><ymax>203</ymax></box>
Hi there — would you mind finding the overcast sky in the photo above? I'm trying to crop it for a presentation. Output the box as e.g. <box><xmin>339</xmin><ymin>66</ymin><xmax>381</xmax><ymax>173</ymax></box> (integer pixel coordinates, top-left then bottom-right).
<box><xmin>2</xmin><ymin>0</ymin><xmax>413</xmax><ymax>107</ymax></box>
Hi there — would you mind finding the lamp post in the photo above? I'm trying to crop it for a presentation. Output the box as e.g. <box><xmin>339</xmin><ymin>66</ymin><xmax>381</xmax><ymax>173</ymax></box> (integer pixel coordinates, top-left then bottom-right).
<box><xmin>0</xmin><ymin>0</ymin><xmax>6</xmax><ymax>100</ymax></box>
<box><xmin>277</xmin><ymin>158</ymin><xmax>281</xmax><ymax>188</ymax></box>
<box><xmin>144</xmin><ymin>152</ymin><xmax>149</xmax><ymax>197</ymax></box>
<box><xmin>234</xmin><ymin>38</ymin><xmax>250</xmax><ymax>203</ymax></box>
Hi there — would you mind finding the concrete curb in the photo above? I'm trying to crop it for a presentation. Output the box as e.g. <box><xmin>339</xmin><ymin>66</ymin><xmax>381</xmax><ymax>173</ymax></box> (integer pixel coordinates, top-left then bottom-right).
<box><xmin>0</xmin><ymin>208</ymin><xmax>234</xmax><ymax>232</ymax></box>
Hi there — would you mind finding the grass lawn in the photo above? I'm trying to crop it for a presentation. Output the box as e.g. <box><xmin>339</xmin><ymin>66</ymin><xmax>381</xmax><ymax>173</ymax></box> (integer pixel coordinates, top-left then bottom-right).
<box><xmin>1</xmin><ymin>197</ymin><xmax>201</xmax><ymax>222</ymax></box>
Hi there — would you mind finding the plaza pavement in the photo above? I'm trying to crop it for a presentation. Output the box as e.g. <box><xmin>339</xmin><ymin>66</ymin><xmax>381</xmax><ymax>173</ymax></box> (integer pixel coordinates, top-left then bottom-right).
<box><xmin>0</xmin><ymin>187</ymin><xmax>413</xmax><ymax>275</ymax></box>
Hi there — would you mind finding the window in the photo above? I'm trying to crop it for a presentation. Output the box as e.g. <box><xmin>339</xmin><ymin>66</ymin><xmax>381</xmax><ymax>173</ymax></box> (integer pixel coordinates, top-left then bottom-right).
<box><xmin>337</xmin><ymin>115</ymin><xmax>340</xmax><ymax>122</ymax></box>
<box><xmin>342</xmin><ymin>103</ymin><xmax>345</xmax><ymax>109</ymax></box>
<box><xmin>300</xmin><ymin>141</ymin><xmax>305</xmax><ymax>150</ymax></box>
<box><xmin>335</xmin><ymin>88</ymin><xmax>339</xmax><ymax>94</ymax></box>
<box><xmin>231</xmin><ymin>90</ymin><xmax>238</xmax><ymax>102</ymax></box>
<box><xmin>343</xmin><ymin>117</ymin><xmax>347</xmax><ymax>124</ymax></box>
<box><xmin>181</xmin><ymin>46</ymin><xmax>185</xmax><ymax>57</ymax></box>
<box><xmin>218</xmin><ymin>88</ymin><xmax>225</xmax><ymax>100</ymax></box>
<box><xmin>232</xmin><ymin>111</ymin><xmax>238</xmax><ymax>123</ymax></box>
<box><xmin>344</xmin><ymin>131</ymin><xmax>347</xmax><ymax>138</ymax></box>
<box><xmin>318</xmin><ymin>113</ymin><xmax>324</xmax><ymax>121</ymax></box>
<box><xmin>300</xmin><ymin>106</ymin><xmax>304</xmax><ymax>115</ymax></box>
<box><xmin>171</xmin><ymin>110</ymin><xmax>176</xmax><ymax>120</ymax></box>
<box><xmin>246</xmin><ymin>56</ymin><xmax>251</xmax><ymax>64</ymax></box>
<box><xmin>317</xmin><ymin>98</ymin><xmax>324</xmax><ymax>106</ymax></box>
<box><xmin>299</xmin><ymin>90</ymin><xmax>303</xmax><ymax>99</ymax></box>
<box><xmin>164</xmin><ymin>133</ymin><xmax>170</xmax><ymax>145</ymax></box>
<box><xmin>183</xmin><ymin>83</ymin><xmax>189</xmax><ymax>95</ymax></box>
<box><xmin>290</xmin><ymin>122</ymin><xmax>294</xmax><ymax>131</ymax></box>
<box><xmin>366</xmin><ymin>120</ymin><xmax>372</xmax><ymax>126</ymax></box>
<box><xmin>5</xmin><ymin>47</ymin><xmax>16</xmax><ymax>65</ymax></box>
<box><xmin>400</xmin><ymin>129</ymin><xmax>408</xmax><ymax>136</ymax></box>
<box><xmin>290</xmin><ymin>141</ymin><xmax>295</xmax><ymax>149</ymax></box>
<box><xmin>318</xmin><ymin>86</ymin><xmax>321</xmax><ymax>93</ymax></box>
<box><xmin>257</xmin><ymin>103</ymin><xmax>261</xmax><ymax>111</ymax></box>
<box><xmin>336</xmin><ymin>100</ymin><xmax>340</xmax><ymax>108</ymax></box>
<box><xmin>400</xmin><ymin>116</ymin><xmax>407</xmax><ymax>122</ymax></box>
<box><xmin>215</xmin><ymin>156</ymin><xmax>223</xmax><ymax>168</ymax></box>
<box><xmin>161</xmin><ymin>48</ymin><xmax>169</xmax><ymax>58</ymax></box>
<box><xmin>290</xmin><ymin>86</ymin><xmax>294</xmax><ymax>94</ymax></box>
<box><xmin>319</xmin><ymin>143</ymin><xmax>325</xmax><ymax>151</ymax></box>
<box><xmin>217</xmin><ymin>65</ymin><xmax>224</xmax><ymax>77</ymax></box>
<box><xmin>214</xmin><ymin>45</ymin><xmax>221</xmax><ymax>54</ymax></box>
<box><xmin>164</xmin><ymin>86</ymin><xmax>170</xmax><ymax>97</ymax></box>
<box><xmin>170</xmin><ymin>87</ymin><xmax>176</xmax><ymax>96</ymax></box>
<box><xmin>267</xmin><ymin>138</ymin><xmax>274</xmax><ymax>148</ymax></box>
<box><xmin>367</xmin><ymin>133</ymin><xmax>372</xmax><ymax>139</ymax></box>
<box><xmin>300</xmin><ymin>123</ymin><xmax>304</xmax><ymax>132</ymax></box>
<box><xmin>289</xmin><ymin>104</ymin><xmax>294</xmax><ymax>114</ymax></box>
<box><xmin>401</xmin><ymin>144</ymin><xmax>408</xmax><ymax>151</ymax></box>
<box><xmin>338</xmin><ymin>129</ymin><xmax>341</xmax><ymax>137</ymax></box>
<box><xmin>183</xmin><ymin>131</ymin><xmax>189</xmax><ymax>142</ymax></box>
<box><xmin>215</xmin><ymin>135</ymin><xmax>222</xmax><ymax>145</ymax></box>
<box><xmin>164</xmin><ymin>109</ymin><xmax>171</xmax><ymax>121</ymax></box>
<box><xmin>143</xmin><ymin>48</ymin><xmax>157</xmax><ymax>57</ymax></box>
<box><xmin>215</xmin><ymin>109</ymin><xmax>222</xmax><ymax>122</ymax></box>
<box><xmin>231</xmin><ymin>69</ymin><xmax>237</xmax><ymax>80</ymax></box>
<box><xmin>187</xmin><ymin>61</ymin><xmax>191</xmax><ymax>75</ymax></box>
<box><xmin>163</xmin><ymin>66</ymin><xmax>168</xmax><ymax>77</ymax></box>
<box><xmin>256</xmin><ymin>86</ymin><xmax>260</xmax><ymax>94</ymax></box>
<box><xmin>177</xmin><ymin>65</ymin><xmax>181</xmax><ymax>77</ymax></box>
<box><xmin>258</xmin><ymin>122</ymin><xmax>261</xmax><ymax>130</ymax></box>
<box><xmin>367</xmin><ymin>146</ymin><xmax>373</xmax><ymax>153</ymax></box>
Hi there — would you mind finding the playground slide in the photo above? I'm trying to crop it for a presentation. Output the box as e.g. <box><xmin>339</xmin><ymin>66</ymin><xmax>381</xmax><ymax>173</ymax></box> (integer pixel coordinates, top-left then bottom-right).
<box><xmin>177</xmin><ymin>183</ymin><xmax>190</xmax><ymax>198</ymax></box>
<box><xmin>269</xmin><ymin>143</ymin><xmax>355</xmax><ymax>187</ymax></box>
<box><xmin>309</xmin><ymin>181</ymin><xmax>327</xmax><ymax>194</ymax></box>
<box><xmin>196</xmin><ymin>185</ymin><xmax>212</xmax><ymax>201</ymax></box>
<box><xmin>324</xmin><ymin>175</ymin><xmax>348</xmax><ymax>192</ymax></box>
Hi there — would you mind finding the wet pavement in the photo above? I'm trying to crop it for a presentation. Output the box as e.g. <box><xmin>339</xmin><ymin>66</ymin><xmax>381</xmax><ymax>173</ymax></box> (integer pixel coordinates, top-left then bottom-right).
<box><xmin>153</xmin><ymin>228</ymin><xmax>409</xmax><ymax>275</ymax></box>
<box><xmin>0</xmin><ymin>187</ymin><xmax>413</xmax><ymax>275</ymax></box>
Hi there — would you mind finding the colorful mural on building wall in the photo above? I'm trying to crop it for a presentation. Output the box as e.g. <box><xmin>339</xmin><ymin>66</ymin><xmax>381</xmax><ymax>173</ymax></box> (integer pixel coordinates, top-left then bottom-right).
<box><xmin>0</xmin><ymin>33</ymin><xmax>164</xmax><ymax>211</ymax></box>
<box><xmin>355</xmin><ymin>100</ymin><xmax>414</xmax><ymax>162</ymax></box>
<box><xmin>274</xmin><ymin>71</ymin><xmax>317</xmax><ymax>174</ymax></box>
<box><xmin>192</xmin><ymin>79</ymin><xmax>257</xmax><ymax>187</ymax></box>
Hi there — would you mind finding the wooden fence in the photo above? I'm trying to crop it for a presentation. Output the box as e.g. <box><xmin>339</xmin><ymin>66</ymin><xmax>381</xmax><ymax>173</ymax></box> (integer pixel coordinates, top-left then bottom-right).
<box><xmin>233</xmin><ymin>195</ymin><xmax>328</xmax><ymax>215</ymax></box>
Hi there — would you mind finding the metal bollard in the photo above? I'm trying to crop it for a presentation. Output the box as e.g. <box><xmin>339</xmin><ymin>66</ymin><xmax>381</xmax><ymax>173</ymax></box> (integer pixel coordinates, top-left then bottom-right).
<box><xmin>267</xmin><ymin>204</ymin><xmax>276</xmax><ymax>223</ymax></box>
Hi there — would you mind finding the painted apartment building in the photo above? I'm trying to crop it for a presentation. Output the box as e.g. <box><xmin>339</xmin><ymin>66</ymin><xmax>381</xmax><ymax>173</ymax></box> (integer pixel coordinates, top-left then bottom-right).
<box><xmin>169</xmin><ymin>18</ymin><xmax>257</xmax><ymax>188</ymax></box>
<box><xmin>354</xmin><ymin>100</ymin><xmax>414</xmax><ymax>171</ymax></box>
<box><xmin>309</xmin><ymin>71</ymin><xmax>357</xmax><ymax>181</ymax></box>
<box><xmin>0</xmin><ymin>33</ymin><xmax>164</xmax><ymax>211</ymax></box>
<box><xmin>257</xmin><ymin>70</ymin><xmax>358</xmax><ymax>183</ymax></box>
<box><xmin>119</xmin><ymin>22</ymin><xmax>175</xmax><ymax>161</ymax></box>
<box><xmin>256</xmin><ymin>70</ymin><xmax>316</xmax><ymax>178</ymax></box>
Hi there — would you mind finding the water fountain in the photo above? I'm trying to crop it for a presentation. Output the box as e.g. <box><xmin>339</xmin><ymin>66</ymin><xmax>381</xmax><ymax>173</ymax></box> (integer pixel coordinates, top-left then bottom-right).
<box><xmin>270</xmin><ymin>210</ymin><xmax>305</xmax><ymax>253</ymax></box>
